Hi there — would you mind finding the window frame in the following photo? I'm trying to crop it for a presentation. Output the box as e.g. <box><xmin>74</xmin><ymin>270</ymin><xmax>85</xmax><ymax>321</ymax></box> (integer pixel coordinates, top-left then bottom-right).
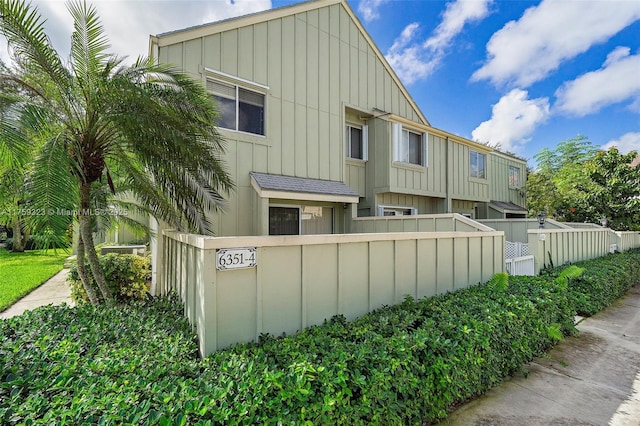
<box><xmin>207</xmin><ymin>77</ymin><xmax>266</xmax><ymax>137</ymax></box>
<box><xmin>509</xmin><ymin>165</ymin><xmax>521</xmax><ymax>188</ymax></box>
<box><xmin>345</xmin><ymin>123</ymin><xmax>368</xmax><ymax>161</ymax></box>
<box><xmin>268</xmin><ymin>204</ymin><xmax>335</xmax><ymax>235</ymax></box>
<box><xmin>377</xmin><ymin>205</ymin><xmax>418</xmax><ymax>216</ymax></box>
<box><xmin>392</xmin><ymin>123</ymin><xmax>428</xmax><ymax>167</ymax></box>
<box><xmin>269</xmin><ymin>205</ymin><xmax>301</xmax><ymax>235</ymax></box>
<box><xmin>470</xmin><ymin>150</ymin><xmax>487</xmax><ymax>179</ymax></box>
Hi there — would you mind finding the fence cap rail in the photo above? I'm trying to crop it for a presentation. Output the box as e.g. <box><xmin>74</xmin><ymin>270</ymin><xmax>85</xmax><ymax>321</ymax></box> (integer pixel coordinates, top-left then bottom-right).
<box><xmin>527</xmin><ymin>228</ymin><xmax>610</xmax><ymax>234</ymax></box>
<box><xmin>163</xmin><ymin>229</ymin><xmax>505</xmax><ymax>250</ymax></box>
<box><xmin>352</xmin><ymin>213</ymin><xmax>496</xmax><ymax>232</ymax></box>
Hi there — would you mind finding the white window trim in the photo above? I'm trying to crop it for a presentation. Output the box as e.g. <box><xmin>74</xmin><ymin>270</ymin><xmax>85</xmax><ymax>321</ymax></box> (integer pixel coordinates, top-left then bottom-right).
<box><xmin>206</xmin><ymin>76</ymin><xmax>267</xmax><ymax>137</ymax></box>
<box><xmin>377</xmin><ymin>205</ymin><xmax>418</xmax><ymax>216</ymax></box>
<box><xmin>392</xmin><ymin>123</ymin><xmax>428</xmax><ymax>166</ymax></box>
<box><xmin>470</xmin><ymin>150</ymin><xmax>487</xmax><ymax>179</ymax></box>
<box><xmin>345</xmin><ymin>123</ymin><xmax>368</xmax><ymax>161</ymax></box>
<box><xmin>203</xmin><ymin>67</ymin><xmax>269</xmax><ymax>91</ymax></box>
<box><xmin>509</xmin><ymin>166</ymin><xmax>521</xmax><ymax>188</ymax></box>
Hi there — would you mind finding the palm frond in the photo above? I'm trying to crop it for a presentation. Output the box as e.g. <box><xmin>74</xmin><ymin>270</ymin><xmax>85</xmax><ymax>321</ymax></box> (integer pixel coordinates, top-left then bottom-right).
<box><xmin>0</xmin><ymin>99</ymin><xmax>31</xmax><ymax>169</ymax></box>
<box><xmin>25</xmin><ymin>136</ymin><xmax>77</xmax><ymax>244</ymax></box>
<box><xmin>67</xmin><ymin>0</ymin><xmax>110</xmax><ymax>98</ymax></box>
<box><xmin>0</xmin><ymin>0</ymin><xmax>70</xmax><ymax>92</ymax></box>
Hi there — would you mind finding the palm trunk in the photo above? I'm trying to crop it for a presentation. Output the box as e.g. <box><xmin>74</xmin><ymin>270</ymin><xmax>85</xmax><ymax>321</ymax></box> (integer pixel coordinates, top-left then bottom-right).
<box><xmin>78</xmin><ymin>183</ymin><xmax>114</xmax><ymax>305</ymax></box>
<box><xmin>76</xmin><ymin>231</ymin><xmax>99</xmax><ymax>304</ymax></box>
<box><xmin>11</xmin><ymin>216</ymin><xmax>24</xmax><ymax>252</ymax></box>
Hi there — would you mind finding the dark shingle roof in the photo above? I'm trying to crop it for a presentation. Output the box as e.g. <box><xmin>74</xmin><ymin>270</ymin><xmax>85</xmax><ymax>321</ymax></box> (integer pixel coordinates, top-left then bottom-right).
<box><xmin>250</xmin><ymin>172</ymin><xmax>358</xmax><ymax>197</ymax></box>
<box><xmin>489</xmin><ymin>200</ymin><xmax>527</xmax><ymax>212</ymax></box>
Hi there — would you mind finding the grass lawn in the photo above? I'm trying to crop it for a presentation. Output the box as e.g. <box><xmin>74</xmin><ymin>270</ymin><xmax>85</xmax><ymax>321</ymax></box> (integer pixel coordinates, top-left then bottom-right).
<box><xmin>0</xmin><ymin>249</ymin><xmax>69</xmax><ymax>312</ymax></box>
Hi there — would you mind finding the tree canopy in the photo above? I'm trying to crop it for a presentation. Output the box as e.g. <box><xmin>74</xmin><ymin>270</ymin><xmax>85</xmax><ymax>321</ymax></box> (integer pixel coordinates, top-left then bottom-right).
<box><xmin>526</xmin><ymin>135</ymin><xmax>640</xmax><ymax>231</ymax></box>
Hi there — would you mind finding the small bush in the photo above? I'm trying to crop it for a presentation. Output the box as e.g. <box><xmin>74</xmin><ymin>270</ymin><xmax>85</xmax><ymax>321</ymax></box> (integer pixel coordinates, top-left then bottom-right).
<box><xmin>67</xmin><ymin>253</ymin><xmax>151</xmax><ymax>303</ymax></box>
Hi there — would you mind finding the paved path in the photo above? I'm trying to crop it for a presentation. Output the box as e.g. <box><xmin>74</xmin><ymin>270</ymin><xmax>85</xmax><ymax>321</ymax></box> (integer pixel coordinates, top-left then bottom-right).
<box><xmin>440</xmin><ymin>285</ymin><xmax>640</xmax><ymax>425</ymax></box>
<box><xmin>0</xmin><ymin>269</ymin><xmax>74</xmax><ymax>319</ymax></box>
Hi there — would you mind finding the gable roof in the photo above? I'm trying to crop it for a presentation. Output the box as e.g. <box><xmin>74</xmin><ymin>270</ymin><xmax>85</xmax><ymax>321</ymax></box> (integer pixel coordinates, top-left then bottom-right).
<box><xmin>151</xmin><ymin>0</ymin><xmax>429</xmax><ymax>126</ymax></box>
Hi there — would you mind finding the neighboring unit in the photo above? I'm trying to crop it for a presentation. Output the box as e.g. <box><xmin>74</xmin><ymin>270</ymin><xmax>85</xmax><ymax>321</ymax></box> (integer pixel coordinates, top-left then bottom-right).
<box><xmin>149</xmin><ymin>0</ymin><xmax>527</xmax><ymax>237</ymax></box>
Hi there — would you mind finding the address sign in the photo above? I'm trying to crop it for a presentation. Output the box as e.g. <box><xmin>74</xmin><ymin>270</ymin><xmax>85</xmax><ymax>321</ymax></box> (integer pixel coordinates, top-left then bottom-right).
<box><xmin>216</xmin><ymin>247</ymin><xmax>257</xmax><ymax>270</ymax></box>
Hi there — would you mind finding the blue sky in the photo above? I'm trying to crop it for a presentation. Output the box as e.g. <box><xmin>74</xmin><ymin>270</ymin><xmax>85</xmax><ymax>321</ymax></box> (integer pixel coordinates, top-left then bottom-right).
<box><xmin>2</xmin><ymin>0</ymin><xmax>639</xmax><ymax>165</ymax></box>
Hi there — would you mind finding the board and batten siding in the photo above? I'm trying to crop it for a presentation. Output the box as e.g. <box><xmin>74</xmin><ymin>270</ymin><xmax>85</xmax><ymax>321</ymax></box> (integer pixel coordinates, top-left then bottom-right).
<box><xmin>157</xmin><ymin>3</ymin><xmax>425</xmax><ymax>235</ymax></box>
<box><xmin>447</xmin><ymin>140</ymin><xmax>490</xmax><ymax>202</ymax></box>
<box><xmin>489</xmin><ymin>153</ymin><xmax>526</xmax><ymax>208</ymax></box>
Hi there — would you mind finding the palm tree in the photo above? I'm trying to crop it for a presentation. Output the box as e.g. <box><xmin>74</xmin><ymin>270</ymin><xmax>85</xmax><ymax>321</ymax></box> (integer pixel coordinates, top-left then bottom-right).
<box><xmin>0</xmin><ymin>0</ymin><xmax>233</xmax><ymax>304</ymax></box>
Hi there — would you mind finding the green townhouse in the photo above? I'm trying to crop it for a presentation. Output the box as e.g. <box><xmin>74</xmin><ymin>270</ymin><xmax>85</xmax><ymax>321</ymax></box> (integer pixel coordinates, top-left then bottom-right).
<box><xmin>149</xmin><ymin>0</ymin><xmax>527</xmax><ymax>238</ymax></box>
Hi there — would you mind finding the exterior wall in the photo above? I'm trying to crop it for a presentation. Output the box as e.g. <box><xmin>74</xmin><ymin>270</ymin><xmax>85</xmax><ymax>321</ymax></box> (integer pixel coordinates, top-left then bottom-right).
<box><xmin>155</xmin><ymin>0</ymin><xmax>529</xmax><ymax>235</ymax></box>
<box><xmin>162</xmin><ymin>228</ymin><xmax>505</xmax><ymax>356</ymax></box>
<box><xmin>157</xmin><ymin>2</ymin><xmax>425</xmax><ymax>236</ymax></box>
<box><xmin>447</xmin><ymin>139</ymin><xmax>490</xmax><ymax>202</ymax></box>
<box><xmin>452</xmin><ymin>199</ymin><xmax>475</xmax><ymax>217</ymax></box>
<box><xmin>479</xmin><ymin>218</ymin><xmax>570</xmax><ymax>242</ymax></box>
<box><xmin>488</xmin><ymin>153</ymin><xmax>526</xmax><ymax>208</ymax></box>
<box><xmin>350</xmin><ymin>213</ymin><xmax>494</xmax><ymax>233</ymax></box>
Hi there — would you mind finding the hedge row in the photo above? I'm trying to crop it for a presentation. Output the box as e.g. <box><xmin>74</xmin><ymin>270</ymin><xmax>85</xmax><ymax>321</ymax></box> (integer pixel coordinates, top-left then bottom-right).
<box><xmin>1</xmin><ymin>250</ymin><xmax>639</xmax><ymax>425</ymax></box>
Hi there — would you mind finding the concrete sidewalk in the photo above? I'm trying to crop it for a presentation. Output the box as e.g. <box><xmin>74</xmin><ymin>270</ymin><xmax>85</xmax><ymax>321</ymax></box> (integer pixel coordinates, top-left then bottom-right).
<box><xmin>0</xmin><ymin>269</ymin><xmax>74</xmax><ymax>319</ymax></box>
<box><xmin>440</xmin><ymin>285</ymin><xmax>640</xmax><ymax>426</ymax></box>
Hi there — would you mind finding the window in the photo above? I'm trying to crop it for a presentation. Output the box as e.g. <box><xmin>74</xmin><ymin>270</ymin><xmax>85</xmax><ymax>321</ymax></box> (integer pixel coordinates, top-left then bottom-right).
<box><xmin>269</xmin><ymin>207</ymin><xmax>299</xmax><ymax>235</ymax></box>
<box><xmin>470</xmin><ymin>150</ymin><xmax>486</xmax><ymax>179</ymax></box>
<box><xmin>207</xmin><ymin>79</ymin><xmax>265</xmax><ymax>136</ymax></box>
<box><xmin>345</xmin><ymin>125</ymin><xmax>368</xmax><ymax>160</ymax></box>
<box><xmin>392</xmin><ymin>123</ymin><xmax>427</xmax><ymax>166</ymax></box>
<box><xmin>509</xmin><ymin>166</ymin><xmax>521</xmax><ymax>188</ymax></box>
<box><xmin>269</xmin><ymin>206</ymin><xmax>333</xmax><ymax>235</ymax></box>
<box><xmin>377</xmin><ymin>205</ymin><xmax>417</xmax><ymax>216</ymax></box>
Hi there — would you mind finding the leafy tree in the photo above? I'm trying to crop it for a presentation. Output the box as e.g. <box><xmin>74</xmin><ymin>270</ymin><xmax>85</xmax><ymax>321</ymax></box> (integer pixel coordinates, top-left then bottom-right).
<box><xmin>582</xmin><ymin>148</ymin><xmax>640</xmax><ymax>230</ymax></box>
<box><xmin>0</xmin><ymin>0</ymin><xmax>233</xmax><ymax>304</ymax></box>
<box><xmin>527</xmin><ymin>135</ymin><xmax>598</xmax><ymax>218</ymax></box>
<box><xmin>527</xmin><ymin>135</ymin><xmax>640</xmax><ymax>230</ymax></box>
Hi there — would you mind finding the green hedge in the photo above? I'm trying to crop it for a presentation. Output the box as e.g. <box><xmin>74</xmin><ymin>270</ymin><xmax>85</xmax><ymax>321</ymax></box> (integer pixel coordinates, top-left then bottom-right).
<box><xmin>1</xmin><ymin>250</ymin><xmax>638</xmax><ymax>424</ymax></box>
<box><xmin>67</xmin><ymin>253</ymin><xmax>151</xmax><ymax>303</ymax></box>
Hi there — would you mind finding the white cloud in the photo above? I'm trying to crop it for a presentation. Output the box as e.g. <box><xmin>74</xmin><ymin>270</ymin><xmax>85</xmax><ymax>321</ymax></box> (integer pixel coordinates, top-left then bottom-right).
<box><xmin>385</xmin><ymin>0</ymin><xmax>492</xmax><ymax>85</ymax></box>
<box><xmin>554</xmin><ymin>47</ymin><xmax>640</xmax><ymax>116</ymax></box>
<box><xmin>602</xmin><ymin>132</ymin><xmax>640</xmax><ymax>155</ymax></box>
<box><xmin>358</xmin><ymin>0</ymin><xmax>390</xmax><ymax>23</ymax></box>
<box><xmin>424</xmin><ymin>0</ymin><xmax>493</xmax><ymax>51</ymax></box>
<box><xmin>2</xmin><ymin>0</ymin><xmax>272</xmax><ymax>65</ymax></box>
<box><xmin>472</xmin><ymin>0</ymin><xmax>640</xmax><ymax>87</ymax></box>
<box><xmin>471</xmin><ymin>89</ymin><xmax>550</xmax><ymax>152</ymax></box>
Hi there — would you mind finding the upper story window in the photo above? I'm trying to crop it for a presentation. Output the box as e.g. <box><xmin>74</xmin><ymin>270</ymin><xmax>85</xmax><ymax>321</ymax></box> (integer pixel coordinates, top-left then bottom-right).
<box><xmin>509</xmin><ymin>166</ymin><xmax>521</xmax><ymax>188</ymax></box>
<box><xmin>470</xmin><ymin>150</ymin><xmax>486</xmax><ymax>179</ymax></box>
<box><xmin>207</xmin><ymin>79</ymin><xmax>265</xmax><ymax>136</ymax></box>
<box><xmin>392</xmin><ymin>123</ymin><xmax>427</xmax><ymax>166</ymax></box>
<box><xmin>345</xmin><ymin>124</ymin><xmax>368</xmax><ymax>160</ymax></box>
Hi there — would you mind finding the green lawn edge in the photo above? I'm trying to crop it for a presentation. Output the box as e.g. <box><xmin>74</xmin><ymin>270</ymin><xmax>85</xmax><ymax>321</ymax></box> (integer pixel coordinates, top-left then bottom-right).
<box><xmin>0</xmin><ymin>250</ymin><xmax>69</xmax><ymax>312</ymax></box>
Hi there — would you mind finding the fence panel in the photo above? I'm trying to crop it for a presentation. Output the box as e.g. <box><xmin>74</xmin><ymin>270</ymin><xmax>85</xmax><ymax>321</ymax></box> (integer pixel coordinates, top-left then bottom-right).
<box><xmin>351</xmin><ymin>213</ymin><xmax>494</xmax><ymax>234</ymax></box>
<box><xmin>527</xmin><ymin>228</ymin><xmax>610</xmax><ymax>274</ymax></box>
<box><xmin>162</xmin><ymin>230</ymin><xmax>505</xmax><ymax>356</ymax></box>
<box><xmin>505</xmin><ymin>255</ymin><xmax>535</xmax><ymax>276</ymax></box>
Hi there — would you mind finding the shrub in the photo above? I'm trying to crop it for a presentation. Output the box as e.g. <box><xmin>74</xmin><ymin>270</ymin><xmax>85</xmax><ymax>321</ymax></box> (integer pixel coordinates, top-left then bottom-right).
<box><xmin>67</xmin><ymin>253</ymin><xmax>151</xmax><ymax>303</ymax></box>
<box><xmin>1</xmin><ymin>250</ymin><xmax>638</xmax><ymax>424</ymax></box>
